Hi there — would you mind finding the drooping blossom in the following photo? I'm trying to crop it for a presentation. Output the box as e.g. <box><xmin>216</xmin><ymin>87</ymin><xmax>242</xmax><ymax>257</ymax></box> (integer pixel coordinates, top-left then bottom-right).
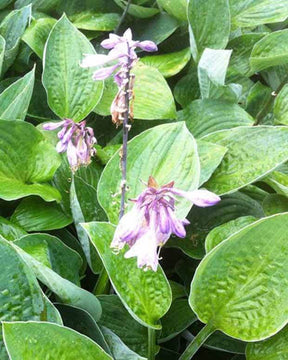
<box><xmin>81</xmin><ymin>28</ymin><xmax>157</xmax><ymax>126</ymax></box>
<box><xmin>111</xmin><ymin>176</ymin><xmax>221</xmax><ymax>271</ymax></box>
<box><xmin>43</xmin><ymin>119</ymin><xmax>96</xmax><ymax>172</ymax></box>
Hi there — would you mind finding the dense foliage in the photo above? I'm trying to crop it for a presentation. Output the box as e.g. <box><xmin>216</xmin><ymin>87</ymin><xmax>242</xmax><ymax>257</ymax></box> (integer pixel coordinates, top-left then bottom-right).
<box><xmin>1</xmin><ymin>0</ymin><xmax>288</xmax><ymax>359</ymax></box>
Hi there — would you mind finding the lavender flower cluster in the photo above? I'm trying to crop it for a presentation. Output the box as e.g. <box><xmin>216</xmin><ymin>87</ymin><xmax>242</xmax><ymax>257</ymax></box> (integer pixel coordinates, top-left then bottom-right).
<box><xmin>111</xmin><ymin>177</ymin><xmax>220</xmax><ymax>271</ymax></box>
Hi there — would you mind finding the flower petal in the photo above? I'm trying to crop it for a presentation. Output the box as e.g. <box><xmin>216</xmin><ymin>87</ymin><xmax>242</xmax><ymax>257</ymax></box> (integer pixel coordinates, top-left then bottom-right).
<box><xmin>137</xmin><ymin>40</ymin><xmax>158</xmax><ymax>52</ymax></box>
<box><xmin>101</xmin><ymin>33</ymin><xmax>121</xmax><ymax>49</ymax></box>
<box><xmin>123</xmin><ymin>28</ymin><xmax>133</xmax><ymax>42</ymax></box>
<box><xmin>169</xmin><ymin>188</ymin><xmax>221</xmax><ymax>207</ymax></box>
<box><xmin>92</xmin><ymin>64</ymin><xmax>120</xmax><ymax>81</ymax></box>
<box><xmin>124</xmin><ymin>229</ymin><xmax>159</xmax><ymax>272</ymax></box>
<box><xmin>42</xmin><ymin>121</ymin><xmax>65</xmax><ymax>131</ymax></box>
<box><xmin>80</xmin><ymin>54</ymin><xmax>112</xmax><ymax>68</ymax></box>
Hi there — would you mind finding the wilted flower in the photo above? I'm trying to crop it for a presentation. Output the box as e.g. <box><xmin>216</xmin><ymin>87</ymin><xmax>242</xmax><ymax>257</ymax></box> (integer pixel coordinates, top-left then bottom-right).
<box><xmin>43</xmin><ymin>119</ymin><xmax>96</xmax><ymax>171</ymax></box>
<box><xmin>111</xmin><ymin>176</ymin><xmax>221</xmax><ymax>271</ymax></box>
<box><xmin>81</xmin><ymin>28</ymin><xmax>157</xmax><ymax>126</ymax></box>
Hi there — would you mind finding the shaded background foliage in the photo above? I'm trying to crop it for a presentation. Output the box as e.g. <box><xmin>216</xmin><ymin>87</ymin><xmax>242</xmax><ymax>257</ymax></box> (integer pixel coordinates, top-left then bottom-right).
<box><xmin>0</xmin><ymin>0</ymin><xmax>288</xmax><ymax>359</ymax></box>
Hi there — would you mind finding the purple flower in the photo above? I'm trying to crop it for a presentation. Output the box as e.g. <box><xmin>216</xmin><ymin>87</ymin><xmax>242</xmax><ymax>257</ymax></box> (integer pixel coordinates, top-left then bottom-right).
<box><xmin>43</xmin><ymin>119</ymin><xmax>96</xmax><ymax>172</ymax></box>
<box><xmin>80</xmin><ymin>28</ymin><xmax>157</xmax><ymax>126</ymax></box>
<box><xmin>111</xmin><ymin>176</ymin><xmax>220</xmax><ymax>271</ymax></box>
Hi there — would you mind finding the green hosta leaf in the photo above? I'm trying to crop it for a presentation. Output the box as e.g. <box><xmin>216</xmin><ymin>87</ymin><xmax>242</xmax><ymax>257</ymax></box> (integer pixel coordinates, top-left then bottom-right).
<box><xmin>204</xmin><ymin>126</ymin><xmax>288</xmax><ymax>195</ymax></box>
<box><xmin>98</xmin><ymin>123</ymin><xmax>199</xmax><ymax>224</ymax></box>
<box><xmin>15</xmin><ymin>246</ymin><xmax>102</xmax><ymax>322</ymax></box>
<box><xmin>0</xmin><ymin>120</ymin><xmax>61</xmax><ymax>202</ymax></box>
<box><xmin>56</xmin><ymin>304</ymin><xmax>110</xmax><ymax>354</ymax></box>
<box><xmin>0</xmin><ymin>35</ymin><xmax>5</xmax><ymax>74</ymax></box>
<box><xmin>98</xmin><ymin>295</ymin><xmax>148</xmax><ymax>356</ymax></box>
<box><xmin>141</xmin><ymin>48</ymin><xmax>191</xmax><ymax>78</ymax></box>
<box><xmin>15</xmin><ymin>0</ymin><xmax>60</xmax><ymax>11</ymax></box>
<box><xmin>250</xmin><ymin>30</ymin><xmax>288</xmax><ymax>72</ymax></box>
<box><xmin>229</xmin><ymin>33</ymin><xmax>266</xmax><ymax>76</ymax></box>
<box><xmin>167</xmin><ymin>191</ymin><xmax>264</xmax><ymax>258</ymax></box>
<box><xmin>70</xmin><ymin>11</ymin><xmax>120</xmax><ymax>30</ymax></box>
<box><xmin>133</xmin><ymin>13</ymin><xmax>178</xmax><ymax>45</ymax></box>
<box><xmin>102</xmin><ymin>327</ymin><xmax>146</xmax><ymax>360</ymax></box>
<box><xmin>229</xmin><ymin>0</ymin><xmax>288</xmax><ymax>28</ymax></box>
<box><xmin>188</xmin><ymin>0</ymin><xmax>230</xmax><ymax>62</ymax></box>
<box><xmin>197</xmin><ymin>140</ymin><xmax>227</xmax><ymax>186</ymax></box>
<box><xmin>274</xmin><ymin>83</ymin><xmax>288</xmax><ymax>125</ymax></box>
<box><xmin>23</xmin><ymin>18</ymin><xmax>56</xmax><ymax>58</ymax></box>
<box><xmin>70</xmin><ymin>174</ymin><xmax>106</xmax><ymax>274</ymax></box>
<box><xmin>11</xmin><ymin>197</ymin><xmax>72</xmax><ymax>231</ymax></box>
<box><xmin>178</xmin><ymin>99</ymin><xmax>254</xmax><ymax>138</ymax></box>
<box><xmin>42</xmin><ymin>15</ymin><xmax>103</xmax><ymax>122</ymax></box>
<box><xmin>0</xmin><ymin>5</ymin><xmax>31</xmax><ymax>73</ymax></box>
<box><xmin>246</xmin><ymin>325</ymin><xmax>288</xmax><ymax>360</ymax></box>
<box><xmin>159</xmin><ymin>299</ymin><xmax>197</xmax><ymax>342</ymax></box>
<box><xmin>0</xmin><ymin>237</ymin><xmax>44</xmax><ymax>320</ymax></box>
<box><xmin>157</xmin><ymin>0</ymin><xmax>188</xmax><ymax>21</ymax></box>
<box><xmin>83</xmin><ymin>222</ymin><xmax>172</xmax><ymax>329</ymax></box>
<box><xmin>0</xmin><ymin>236</ymin><xmax>45</xmax><ymax>357</ymax></box>
<box><xmin>263</xmin><ymin>170</ymin><xmax>288</xmax><ymax>197</ymax></box>
<box><xmin>263</xmin><ymin>194</ymin><xmax>288</xmax><ymax>216</ymax></box>
<box><xmin>15</xmin><ymin>233</ymin><xmax>82</xmax><ymax>284</ymax></box>
<box><xmin>190</xmin><ymin>213</ymin><xmax>288</xmax><ymax>341</ymax></box>
<box><xmin>205</xmin><ymin>216</ymin><xmax>257</xmax><ymax>253</ymax></box>
<box><xmin>246</xmin><ymin>81</ymin><xmax>272</xmax><ymax>119</ymax></box>
<box><xmin>174</xmin><ymin>68</ymin><xmax>200</xmax><ymax>108</ymax></box>
<box><xmin>114</xmin><ymin>0</ymin><xmax>159</xmax><ymax>18</ymax></box>
<box><xmin>0</xmin><ymin>216</ymin><xmax>26</xmax><ymax>241</ymax></box>
<box><xmin>3</xmin><ymin>322</ymin><xmax>112</xmax><ymax>360</ymax></box>
<box><xmin>95</xmin><ymin>63</ymin><xmax>176</xmax><ymax>120</ymax></box>
<box><xmin>0</xmin><ymin>68</ymin><xmax>34</xmax><ymax>121</ymax></box>
<box><xmin>198</xmin><ymin>49</ymin><xmax>232</xmax><ymax>99</ymax></box>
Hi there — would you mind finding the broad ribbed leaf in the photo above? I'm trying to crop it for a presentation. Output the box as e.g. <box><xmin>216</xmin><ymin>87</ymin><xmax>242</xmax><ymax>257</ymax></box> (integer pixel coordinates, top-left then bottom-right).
<box><xmin>15</xmin><ymin>0</ymin><xmax>60</xmax><ymax>11</ymax></box>
<box><xmin>188</xmin><ymin>0</ymin><xmax>230</xmax><ymax>62</ymax></box>
<box><xmin>178</xmin><ymin>99</ymin><xmax>254</xmax><ymax>138</ymax></box>
<box><xmin>70</xmin><ymin>11</ymin><xmax>120</xmax><ymax>30</ymax></box>
<box><xmin>0</xmin><ymin>68</ymin><xmax>34</xmax><ymax>120</ymax></box>
<box><xmin>3</xmin><ymin>322</ymin><xmax>112</xmax><ymax>360</ymax></box>
<box><xmin>98</xmin><ymin>295</ymin><xmax>148</xmax><ymax>356</ymax></box>
<box><xmin>83</xmin><ymin>222</ymin><xmax>172</xmax><ymax>329</ymax></box>
<box><xmin>204</xmin><ymin>126</ymin><xmax>288</xmax><ymax>195</ymax></box>
<box><xmin>157</xmin><ymin>0</ymin><xmax>188</xmax><ymax>21</ymax></box>
<box><xmin>98</xmin><ymin>123</ymin><xmax>200</xmax><ymax>224</ymax></box>
<box><xmin>23</xmin><ymin>18</ymin><xmax>56</xmax><ymax>58</ymax></box>
<box><xmin>15</xmin><ymin>246</ymin><xmax>102</xmax><ymax>322</ymax></box>
<box><xmin>197</xmin><ymin>140</ymin><xmax>227</xmax><ymax>186</ymax></box>
<box><xmin>263</xmin><ymin>194</ymin><xmax>288</xmax><ymax>216</ymax></box>
<box><xmin>0</xmin><ymin>120</ymin><xmax>61</xmax><ymax>202</ymax></box>
<box><xmin>95</xmin><ymin>63</ymin><xmax>176</xmax><ymax>120</ymax></box>
<box><xmin>42</xmin><ymin>15</ymin><xmax>103</xmax><ymax>121</ymax></box>
<box><xmin>190</xmin><ymin>213</ymin><xmax>288</xmax><ymax>341</ymax></box>
<box><xmin>167</xmin><ymin>191</ymin><xmax>264</xmax><ymax>258</ymax></box>
<box><xmin>11</xmin><ymin>197</ymin><xmax>72</xmax><ymax>231</ymax></box>
<box><xmin>246</xmin><ymin>325</ymin><xmax>288</xmax><ymax>360</ymax></box>
<box><xmin>15</xmin><ymin>233</ymin><xmax>82</xmax><ymax>284</ymax></box>
<box><xmin>0</xmin><ymin>216</ymin><xmax>26</xmax><ymax>241</ymax></box>
<box><xmin>250</xmin><ymin>30</ymin><xmax>288</xmax><ymax>72</ymax></box>
<box><xmin>229</xmin><ymin>33</ymin><xmax>266</xmax><ymax>76</ymax></box>
<box><xmin>230</xmin><ymin>0</ymin><xmax>288</xmax><ymax>27</ymax></box>
<box><xmin>274</xmin><ymin>83</ymin><xmax>288</xmax><ymax>125</ymax></box>
<box><xmin>205</xmin><ymin>216</ymin><xmax>257</xmax><ymax>253</ymax></box>
<box><xmin>159</xmin><ymin>299</ymin><xmax>197</xmax><ymax>342</ymax></box>
<box><xmin>141</xmin><ymin>48</ymin><xmax>191</xmax><ymax>78</ymax></box>
<box><xmin>0</xmin><ymin>5</ymin><xmax>31</xmax><ymax>73</ymax></box>
<box><xmin>198</xmin><ymin>49</ymin><xmax>232</xmax><ymax>99</ymax></box>
<box><xmin>114</xmin><ymin>0</ymin><xmax>159</xmax><ymax>18</ymax></box>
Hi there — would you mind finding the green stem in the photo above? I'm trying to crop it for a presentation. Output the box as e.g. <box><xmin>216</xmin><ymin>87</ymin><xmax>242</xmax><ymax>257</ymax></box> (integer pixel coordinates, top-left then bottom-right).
<box><xmin>179</xmin><ymin>323</ymin><xmax>215</xmax><ymax>360</ymax></box>
<box><xmin>93</xmin><ymin>267</ymin><xmax>110</xmax><ymax>295</ymax></box>
<box><xmin>148</xmin><ymin>328</ymin><xmax>156</xmax><ymax>360</ymax></box>
<box><xmin>255</xmin><ymin>74</ymin><xmax>288</xmax><ymax>125</ymax></box>
<box><xmin>115</xmin><ymin>0</ymin><xmax>132</xmax><ymax>35</ymax></box>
